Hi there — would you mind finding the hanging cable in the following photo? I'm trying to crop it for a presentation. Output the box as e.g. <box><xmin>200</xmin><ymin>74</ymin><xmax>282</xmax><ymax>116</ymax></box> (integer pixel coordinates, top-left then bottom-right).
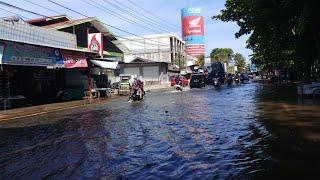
<box><xmin>80</xmin><ymin>0</ymin><xmax>165</xmax><ymax>34</ymax></box>
<box><xmin>46</xmin><ymin>0</ymin><xmax>169</xmax><ymax>46</ymax></box>
<box><xmin>102</xmin><ymin>0</ymin><xmax>173</xmax><ymax>33</ymax></box>
<box><xmin>126</xmin><ymin>0</ymin><xmax>180</xmax><ymax>31</ymax></box>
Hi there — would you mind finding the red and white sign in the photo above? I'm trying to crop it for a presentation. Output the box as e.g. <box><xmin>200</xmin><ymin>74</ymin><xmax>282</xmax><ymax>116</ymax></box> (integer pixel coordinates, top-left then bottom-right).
<box><xmin>185</xmin><ymin>44</ymin><xmax>205</xmax><ymax>56</ymax></box>
<box><xmin>88</xmin><ymin>33</ymin><xmax>103</xmax><ymax>57</ymax></box>
<box><xmin>182</xmin><ymin>16</ymin><xmax>204</xmax><ymax>37</ymax></box>
<box><xmin>61</xmin><ymin>50</ymin><xmax>88</xmax><ymax>68</ymax></box>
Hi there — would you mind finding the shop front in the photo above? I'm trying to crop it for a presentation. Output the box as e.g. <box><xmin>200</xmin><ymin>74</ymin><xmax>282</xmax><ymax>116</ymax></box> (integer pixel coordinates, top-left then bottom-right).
<box><xmin>89</xmin><ymin>59</ymin><xmax>119</xmax><ymax>96</ymax></box>
<box><xmin>60</xmin><ymin>50</ymin><xmax>90</xmax><ymax>100</ymax></box>
<box><xmin>0</xmin><ymin>40</ymin><xmax>65</xmax><ymax>107</ymax></box>
<box><xmin>0</xmin><ymin>40</ymin><xmax>93</xmax><ymax>108</ymax></box>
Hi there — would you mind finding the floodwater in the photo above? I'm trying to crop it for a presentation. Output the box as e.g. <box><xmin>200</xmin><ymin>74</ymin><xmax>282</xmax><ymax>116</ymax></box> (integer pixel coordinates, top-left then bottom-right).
<box><xmin>1</xmin><ymin>82</ymin><xmax>320</xmax><ymax>179</ymax></box>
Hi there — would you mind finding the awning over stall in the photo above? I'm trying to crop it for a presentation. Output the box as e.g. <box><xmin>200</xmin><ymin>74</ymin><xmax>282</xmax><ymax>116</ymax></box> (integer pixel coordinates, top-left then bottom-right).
<box><xmin>90</xmin><ymin>60</ymin><xmax>118</xmax><ymax>69</ymax></box>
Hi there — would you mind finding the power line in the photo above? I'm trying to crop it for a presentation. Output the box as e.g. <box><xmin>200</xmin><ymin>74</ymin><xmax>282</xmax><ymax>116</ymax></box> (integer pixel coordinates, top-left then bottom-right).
<box><xmin>0</xmin><ymin>0</ymin><xmax>171</xmax><ymax>48</ymax></box>
<box><xmin>103</xmin><ymin>0</ymin><xmax>173</xmax><ymax>33</ymax></box>
<box><xmin>46</xmin><ymin>0</ymin><xmax>169</xmax><ymax>45</ymax></box>
<box><xmin>18</xmin><ymin>0</ymin><xmax>166</xmax><ymax>47</ymax></box>
<box><xmin>126</xmin><ymin>0</ymin><xmax>180</xmax><ymax>31</ymax></box>
<box><xmin>0</xmin><ymin>0</ymin><xmax>45</xmax><ymax>17</ymax></box>
<box><xmin>0</xmin><ymin>6</ymin><xmax>31</xmax><ymax>20</ymax></box>
<box><xmin>24</xmin><ymin>0</ymin><xmax>66</xmax><ymax>16</ymax></box>
<box><xmin>80</xmin><ymin>0</ymin><xmax>164</xmax><ymax>34</ymax></box>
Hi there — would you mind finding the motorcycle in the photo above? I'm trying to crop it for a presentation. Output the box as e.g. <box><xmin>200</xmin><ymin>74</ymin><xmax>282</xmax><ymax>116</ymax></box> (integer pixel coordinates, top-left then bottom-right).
<box><xmin>227</xmin><ymin>76</ymin><xmax>233</xmax><ymax>86</ymax></box>
<box><xmin>174</xmin><ymin>81</ymin><xmax>183</xmax><ymax>91</ymax></box>
<box><xmin>227</xmin><ymin>74</ymin><xmax>233</xmax><ymax>86</ymax></box>
<box><xmin>213</xmin><ymin>78</ymin><xmax>221</xmax><ymax>87</ymax></box>
<box><xmin>129</xmin><ymin>88</ymin><xmax>145</xmax><ymax>101</ymax></box>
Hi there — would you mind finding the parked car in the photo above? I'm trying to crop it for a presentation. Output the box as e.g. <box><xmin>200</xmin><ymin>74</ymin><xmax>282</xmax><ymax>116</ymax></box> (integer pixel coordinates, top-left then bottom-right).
<box><xmin>170</xmin><ymin>76</ymin><xmax>189</xmax><ymax>87</ymax></box>
<box><xmin>118</xmin><ymin>74</ymin><xmax>132</xmax><ymax>95</ymax></box>
<box><xmin>190</xmin><ymin>74</ymin><xmax>205</xmax><ymax>88</ymax></box>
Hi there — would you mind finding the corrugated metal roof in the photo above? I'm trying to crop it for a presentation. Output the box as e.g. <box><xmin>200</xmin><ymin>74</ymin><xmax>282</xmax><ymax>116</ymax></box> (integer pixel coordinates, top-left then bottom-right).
<box><xmin>26</xmin><ymin>15</ymin><xmax>70</xmax><ymax>24</ymax></box>
<box><xmin>43</xmin><ymin>17</ymin><xmax>112</xmax><ymax>35</ymax></box>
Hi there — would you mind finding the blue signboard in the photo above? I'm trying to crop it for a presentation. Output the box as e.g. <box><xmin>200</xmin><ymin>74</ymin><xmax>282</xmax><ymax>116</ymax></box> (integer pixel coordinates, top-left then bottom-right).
<box><xmin>250</xmin><ymin>64</ymin><xmax>257</xmax><ymax>72</ymax></box>
<box><xmin>184</xmin><ymin>35</ymin><xmax>205</xmax><ymax>45</ymax></box>
<box><xmin>181</xmin><ymin>7</ymin><xmax>202</xmax><ymax>17</ymax></box>
<box><xmin>0</xmin><ymin>41</ymin><xmax>63</xmax><ymax>67</ymax></box>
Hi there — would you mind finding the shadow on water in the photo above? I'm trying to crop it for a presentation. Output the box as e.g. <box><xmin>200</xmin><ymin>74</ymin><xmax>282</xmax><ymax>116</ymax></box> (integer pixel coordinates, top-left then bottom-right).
<box><xmin>251</xmin><ymin>82</ymin><xmax>320</xmax><ymax>178</ymax></box>
<box><xmin>0</xmin><ymin>82</ymin><xmax>320</xmax><ymax>179</ymax></box>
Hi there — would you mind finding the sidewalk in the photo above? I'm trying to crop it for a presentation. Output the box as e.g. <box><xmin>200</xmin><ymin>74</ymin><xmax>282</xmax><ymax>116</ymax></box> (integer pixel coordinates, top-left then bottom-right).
<box><xmin>0</xmin><ymin>97</ymin><xmax>117</xmax><ymax>122</ymax></box>
<box><xmin>145</xmin><ymin>83</ymin><xmax>171</xmax><ymax>92</ymax></box>
<box><xmin>0</xmin><ymin>85</ymin><xmax>172</xmax><ymax>122</ymax></box>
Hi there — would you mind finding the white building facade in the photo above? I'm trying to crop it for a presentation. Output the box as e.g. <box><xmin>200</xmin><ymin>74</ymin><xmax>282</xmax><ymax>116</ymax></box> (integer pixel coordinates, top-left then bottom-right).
<box><xmin>120</xmin><ymin>34</ymin><xmax>186</xmax><ymax>67</ymax></box>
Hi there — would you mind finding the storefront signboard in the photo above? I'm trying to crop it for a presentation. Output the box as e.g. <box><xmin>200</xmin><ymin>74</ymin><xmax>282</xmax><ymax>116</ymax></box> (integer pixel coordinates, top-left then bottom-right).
<box><xmin>61</xmin><ymin>50</ymin><xmax>88</xmax><ymax>68</ymax></box>
<box><xmin>88</xmin><ymin>33</ymin><xmax>103</xmax><ymax>57</ymax></box>
<box><xmin>0</xmin><ymin>41</ymin><xmax>63</xmax><ymax>67</ymax></box>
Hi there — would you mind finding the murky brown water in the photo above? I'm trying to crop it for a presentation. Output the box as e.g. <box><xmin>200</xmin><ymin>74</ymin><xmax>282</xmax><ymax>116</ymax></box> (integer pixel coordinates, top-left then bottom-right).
<box><xmin>1</xmin><ymin>82</ymin><xmax>320</xmax><ymax>179</ymax></box>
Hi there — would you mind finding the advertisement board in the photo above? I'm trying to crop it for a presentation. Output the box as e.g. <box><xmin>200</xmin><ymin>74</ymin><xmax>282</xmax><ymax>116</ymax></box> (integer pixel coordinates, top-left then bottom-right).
<box><xmin>88</xmin><ymin>33</ymin><xmax>103</xmax><ymax>57</ymax></box>
<box><xmin>181</xmin><ymin>7</ymin><xmax>205</xmax><ymax>56</ymax></box>
<box><xmin>0</xmin><ymin>41</ymin><xmax>63</xmax><ymax>67</ymax></box>
<box><xmin>182</xmin><ymin>16</ymin><xmax>204</xmax><ymax>37</ymax></box>
<box><xmin>61</xmin><ymin>50</ymin><xmax>88</xmax><ymax>68</ymax></box>
<box><xmin>181</xmin><ymin>7</ymin><xmax>204</xmax><ymax>38</ymax></box>
<box><xmin>185</xmin><ymin>44</ymin><xmax>205</xmax><ymax>56</ymax></box>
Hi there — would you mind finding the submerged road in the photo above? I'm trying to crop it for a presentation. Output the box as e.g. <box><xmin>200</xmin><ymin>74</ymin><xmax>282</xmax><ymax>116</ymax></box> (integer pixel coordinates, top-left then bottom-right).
<box><xmin>1</xmin><ymin>82</ymin><xmax>320</xmax><ymax>179</ymax></box>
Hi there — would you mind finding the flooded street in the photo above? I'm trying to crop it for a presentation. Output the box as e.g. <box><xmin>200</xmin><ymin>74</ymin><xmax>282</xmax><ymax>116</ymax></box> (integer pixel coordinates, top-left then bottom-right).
<box><xmin>1</xmin><ymin>82</ymin><xmax>320</xmax><ymax>179</ymax></box>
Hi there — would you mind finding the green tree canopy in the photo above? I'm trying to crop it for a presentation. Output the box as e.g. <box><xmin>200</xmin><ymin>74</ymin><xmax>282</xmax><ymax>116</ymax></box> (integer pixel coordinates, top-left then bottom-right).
<box><xmin>210</xmin><ymin>48</ymin><xmax>234</xmax><ymax>64</ymax></box>
<box><xmin>195</xmin><ymin>55</ymin><xmax>205</xmax><ymax>66</ymax></box>
<box><xmin>234</xmin><ymin>53</ymin><xmax>246</xmax><ymax>71</ymax></box>
<box><xmin>213</xmin><ymin>0</ymin><xmax>320</xmax><ymax>79</ymax></box>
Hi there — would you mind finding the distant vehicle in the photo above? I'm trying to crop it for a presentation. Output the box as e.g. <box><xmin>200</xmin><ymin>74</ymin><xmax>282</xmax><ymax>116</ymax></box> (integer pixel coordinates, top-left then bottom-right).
<box><xmin>174</xmin><ymin>84</ymin><xmax>183</xmax><ymax>91</ymax></box>
<box><xmin>170</xmin><ymin>76</ymin><xmax>189</xmax><ymax>87</ymax></box>
<box><xmin>240</xmin><ymin>73</ymin><xmax>250</xmax><ymax>83</ymax></box>
<box><xmin>248</xmin><ymin>73</ymin><xmax>254</xmax><ymax>79</ymax></box>
<box><xmin>111</xmin><ymin>82</ymin><xmax>119</xmax><ymax>89</ymax></box>
<box><xmin>190</xmin><ymin>73</ymin><xmax>205</xmax><ymax>88</ymax></box>
<box><xmin>297</xmin><ymin>82</ymin><xmax>320</xmax><ymax>98</ymax></box>
<box><xmin>227</xmin><ymin>73</ymin><xmax>233</xmax><ymax>86</ymax></box>
<box><xmin>118</xmin><ymin>74</ymin><xmax>132</xmax><ymax>95</ymax></box>
<box><xmin>206</xmin><ymin>62</ymin><xmax>226</xmax><ymax>85</ymax></box>
<box><xmin>130</xmin><ymin>86</ymin><xmax>145</xmax><ymax>101</ymax></box>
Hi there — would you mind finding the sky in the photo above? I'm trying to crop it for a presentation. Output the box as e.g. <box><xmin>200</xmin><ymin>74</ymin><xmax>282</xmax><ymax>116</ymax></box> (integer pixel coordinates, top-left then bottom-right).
<box><xmin>0</xmin><ymin>0</ymin><xmax>252</xmax><ymax>62</ymax></box>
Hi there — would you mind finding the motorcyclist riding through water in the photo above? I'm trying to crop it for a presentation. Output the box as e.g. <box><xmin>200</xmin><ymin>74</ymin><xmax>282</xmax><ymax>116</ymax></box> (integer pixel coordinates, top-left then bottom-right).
<box><xmin>129</xmin><ymin>76</ymin><xmax>145</xmax><ymax>101</ymax></box>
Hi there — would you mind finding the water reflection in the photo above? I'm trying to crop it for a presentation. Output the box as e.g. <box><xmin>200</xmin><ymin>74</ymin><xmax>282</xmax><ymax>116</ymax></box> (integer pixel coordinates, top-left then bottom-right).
<box><xmin>0</xmin><ymin>83</ymin><xmax>320</xmax><ymax>179</ymax></box>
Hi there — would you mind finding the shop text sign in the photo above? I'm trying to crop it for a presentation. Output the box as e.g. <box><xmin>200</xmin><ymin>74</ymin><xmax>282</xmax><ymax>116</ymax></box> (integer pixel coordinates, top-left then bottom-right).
<box><xmin>0</xmin><ymin>40</ymin><xmax>62</xmax><ymax>67</ymax></box>
<box><xmin>61</xmin><ymin>50</ymin><xmax>88</xmax><ymax>68</ymax></box>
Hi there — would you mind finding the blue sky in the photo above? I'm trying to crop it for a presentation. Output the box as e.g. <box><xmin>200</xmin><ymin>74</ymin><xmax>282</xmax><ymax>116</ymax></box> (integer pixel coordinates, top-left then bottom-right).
<box><xmin>0</xmin><ymin>0</ymin><xmax>252</xmax><ymax>62</ymax></box>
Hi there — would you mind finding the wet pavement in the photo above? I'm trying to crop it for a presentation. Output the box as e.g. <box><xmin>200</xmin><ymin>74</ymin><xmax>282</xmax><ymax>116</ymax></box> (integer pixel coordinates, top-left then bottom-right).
<box><xmin>1</xmin><ymin>82</ymin><xmax>320</xmax><ymax>179</ymax></box>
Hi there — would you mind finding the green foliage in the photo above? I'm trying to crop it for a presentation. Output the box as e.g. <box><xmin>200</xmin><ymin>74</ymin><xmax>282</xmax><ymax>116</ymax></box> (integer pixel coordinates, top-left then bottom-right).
<box><xmin>210</xmin><ymin>48</ymin><xmax>234</xmax><ymax>64</ymax></box>
<box><xmin>172</xmin><ymin>55</ymin><xmax>186</xmax><ymax>68</ymax></box>
<box><xmin>195</xmin><ymin>55</ymin><xmax>205</xmax><ymax>66</ymax></box>
<box><xmin>213</xmin><ymin>0</ymin><xmax>320</xmax><ymax>79</ymax></box>
<box><xmin>234</xmin><ymin>53</ymin><xmax>246</xmax><ymax>70</ymax></box>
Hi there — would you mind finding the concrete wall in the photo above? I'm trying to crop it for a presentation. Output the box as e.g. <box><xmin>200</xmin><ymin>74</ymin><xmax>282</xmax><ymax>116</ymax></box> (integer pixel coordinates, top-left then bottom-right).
<box><xmin>119</xmin><ymin>63</ymin><xmax>169</xmax><ymax>84</ymax></box>
<box><xmin>121</xmin><ymin>34</ymin><xmax>186</xmax><ymax>65</ymax></box>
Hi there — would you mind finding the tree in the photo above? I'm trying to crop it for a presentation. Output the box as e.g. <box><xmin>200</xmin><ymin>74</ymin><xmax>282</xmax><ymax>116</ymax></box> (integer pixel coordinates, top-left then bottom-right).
<box><xmin>210</xmin><ymin>48</ymin><xmax>234</xmax><ymax>64</ymax></box>
<box><xmin>234</xmin><ymin>53</ymin><xmax>246</xmax><ymax>71</ymax></box>
<box><xmin>213</xmin><ymin>0</ymin><xmax>320</xmax><ymax>79</ymax></box>
<box><xmin>195</xmin><ymin>55</ymin><xmax>205</xmax><ymax>66</ymax></box>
